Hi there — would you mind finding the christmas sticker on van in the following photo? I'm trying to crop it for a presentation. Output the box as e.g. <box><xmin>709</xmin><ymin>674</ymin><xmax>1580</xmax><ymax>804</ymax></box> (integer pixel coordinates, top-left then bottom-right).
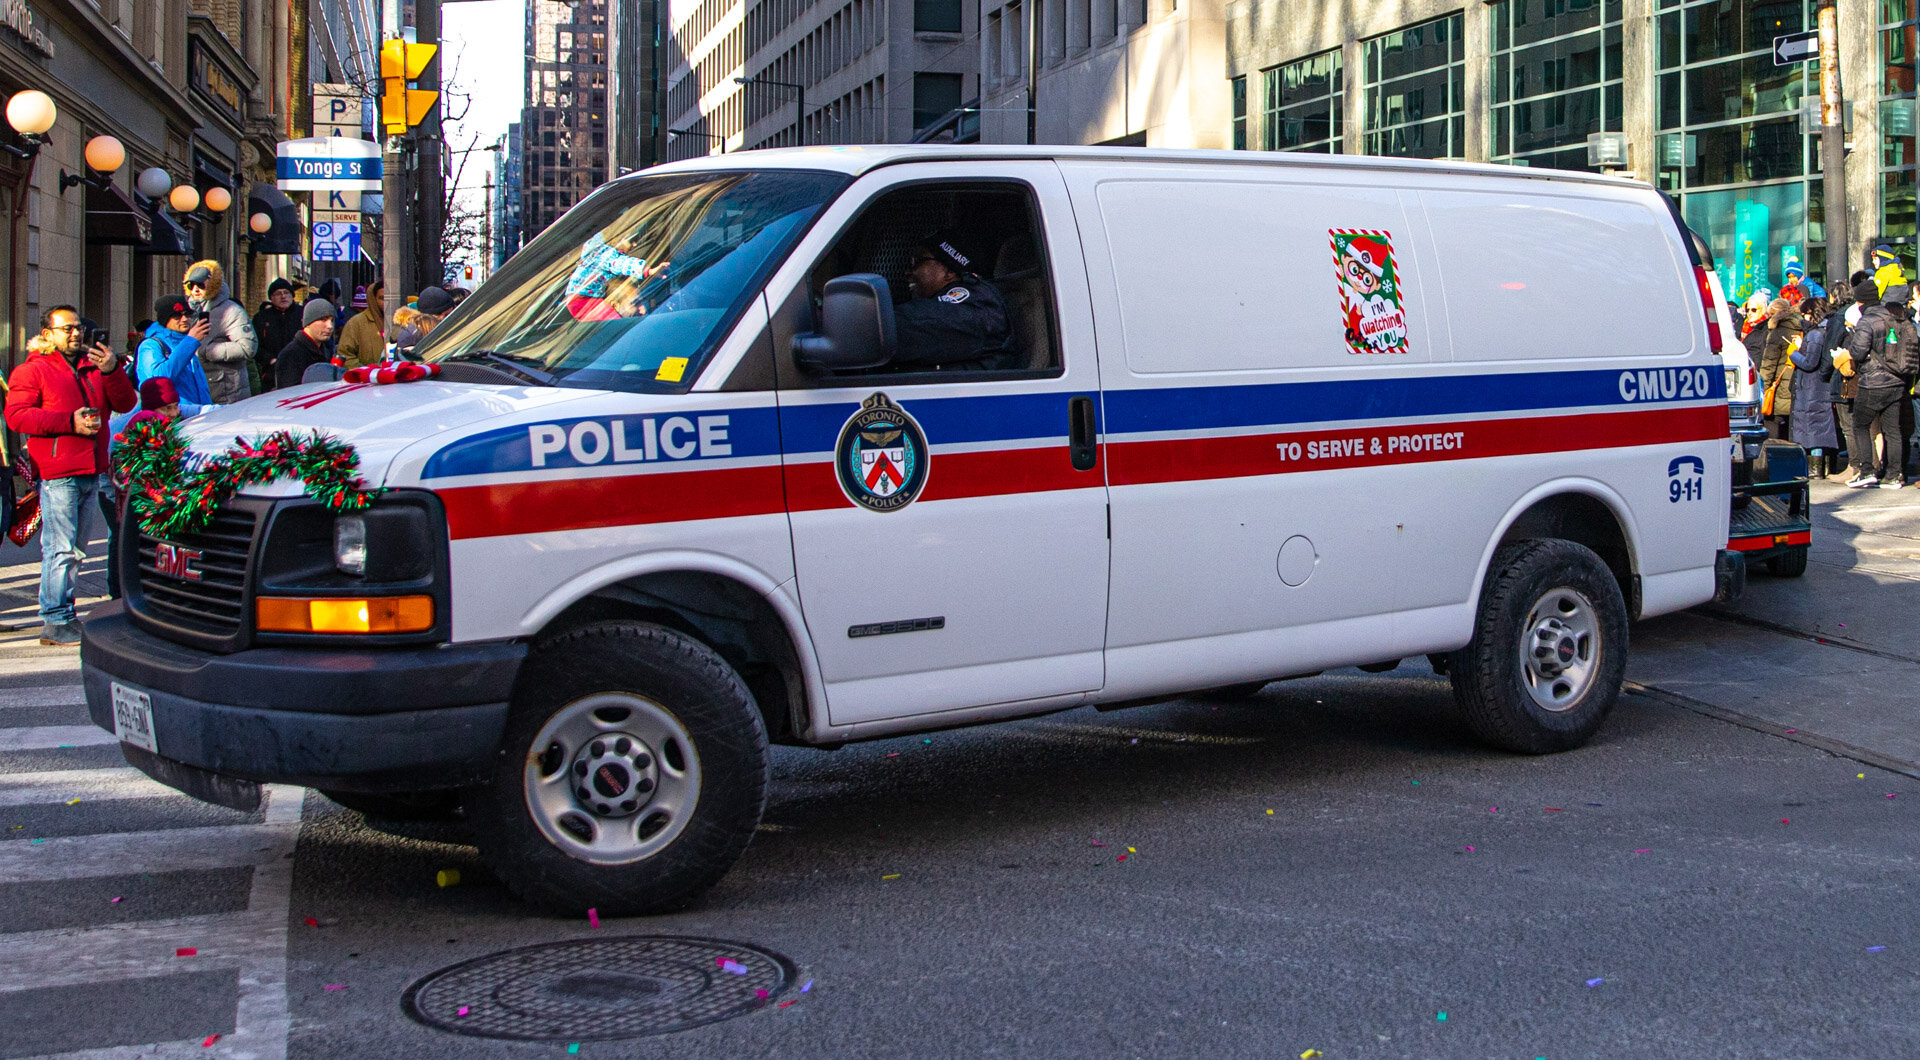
<box><xmin>1332</xmin><ymin>229</ymin><xmax>1410</xmax><ymax>355</ymax></box>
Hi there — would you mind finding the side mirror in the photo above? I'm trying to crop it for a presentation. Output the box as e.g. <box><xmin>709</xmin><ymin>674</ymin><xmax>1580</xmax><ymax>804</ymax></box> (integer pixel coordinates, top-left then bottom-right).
<box><xmin>794</xmin><ymin>273</ymin><xmax>895</xmax><ymax>372</ymax></box>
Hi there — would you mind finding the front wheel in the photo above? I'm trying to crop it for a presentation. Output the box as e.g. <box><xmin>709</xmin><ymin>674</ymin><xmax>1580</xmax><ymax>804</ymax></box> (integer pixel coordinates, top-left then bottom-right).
<box><xmin>463</xmin><ymin>622</ymin><xmax>769</xmax><ymax>915</ymax></box>
<box><xmin>1447</xmin><ymin>539</ymin><xmax>1628</xmax><ymax>754</ymax></box>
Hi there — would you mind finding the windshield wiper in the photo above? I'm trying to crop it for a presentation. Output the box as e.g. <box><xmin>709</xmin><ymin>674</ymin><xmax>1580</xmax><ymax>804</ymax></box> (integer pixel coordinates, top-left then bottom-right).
<box><xmin>440</xmin><ymin>349</ymin><xmax>556</xmax><ymax>386</ymax></box>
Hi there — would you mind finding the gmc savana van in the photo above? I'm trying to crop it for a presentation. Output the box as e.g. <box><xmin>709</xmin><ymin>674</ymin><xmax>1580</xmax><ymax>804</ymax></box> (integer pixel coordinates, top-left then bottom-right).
<box><xmin>84</xmin><ymin>147</ymin><xmax>1735</xmax><ymax>914</ymax></box>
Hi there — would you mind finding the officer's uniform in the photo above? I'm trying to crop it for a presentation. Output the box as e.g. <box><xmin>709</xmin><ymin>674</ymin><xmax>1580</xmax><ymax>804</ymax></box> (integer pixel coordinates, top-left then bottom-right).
<box><xmin>892</xmin><ymin>274</ymin><xmax>1016</xmax><ymax>372</ymax></box>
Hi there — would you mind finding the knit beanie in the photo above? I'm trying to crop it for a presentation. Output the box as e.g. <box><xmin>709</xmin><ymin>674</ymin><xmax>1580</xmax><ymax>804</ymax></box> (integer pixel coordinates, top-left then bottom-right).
<box><xmin>302</xmin><ymin>298</ymin><xmax>336</xmax><ymax>326</ymax></box>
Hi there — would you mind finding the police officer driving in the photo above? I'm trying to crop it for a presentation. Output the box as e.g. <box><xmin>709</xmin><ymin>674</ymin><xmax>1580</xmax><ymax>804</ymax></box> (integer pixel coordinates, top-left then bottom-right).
<box><xmin>891</xmin><ymin>231</ymin><xmax>1016</xmax><ymax>372</ymax></box>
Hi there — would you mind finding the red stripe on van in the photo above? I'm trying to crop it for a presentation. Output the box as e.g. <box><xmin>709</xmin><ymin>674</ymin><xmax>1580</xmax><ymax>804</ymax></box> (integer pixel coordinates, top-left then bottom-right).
<box><xmin>782</xmin><ymin>443</ymin><xmax>1096</xmax><ymax>513</ymax></box>
<box><xmin>439</xmin><ymin>406</ymin><xmax>1722</xmax><ymax>538</ymax></box>
<box><xmin>1105</xmin><ymin>406</ymin><xmax>1728</xmax><ymax>487</ymax></box>
<box><xmin>438</xmin><ymin>465</ymin><xmax>788</xmax><ymax>540</ymax></box>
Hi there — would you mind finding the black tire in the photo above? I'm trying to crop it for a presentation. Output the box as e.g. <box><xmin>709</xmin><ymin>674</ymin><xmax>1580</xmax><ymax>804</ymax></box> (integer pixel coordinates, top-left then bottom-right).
<box><xmin>319</xmin><ymin>789</ymin><xmax>462</xmax><ymax>821</ymax></box>
<box><xmin>463</xmin><ymin>621</ymin><xmax>769</xmax><ymax>916</ymax></box>
<box><xmin>1766</xmin><ymin>547</ymin><xmax>1809</xmax><ymax>578</ymax></box>
<box><xmin>1198</xmin><ymin>681</ymin><xmax>1269</xmax><ymax>701</ymax></box>
<box><xmin>1447</xmin><ymin>539</ymin><xmax>1628</xmax><ymax>754</ymax></box>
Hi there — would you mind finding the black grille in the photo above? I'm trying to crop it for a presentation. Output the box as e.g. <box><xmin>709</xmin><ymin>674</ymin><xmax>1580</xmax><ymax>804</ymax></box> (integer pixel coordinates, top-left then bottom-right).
<box><xmin>132</xmin><ymin>507</ymin><xmax>257</xmax><ymax>641</ymax></box>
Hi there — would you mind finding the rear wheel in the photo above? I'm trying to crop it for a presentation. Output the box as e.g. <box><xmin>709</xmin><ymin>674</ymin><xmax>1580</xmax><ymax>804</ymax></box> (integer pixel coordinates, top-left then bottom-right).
<box><xmin>463</xmin><ymin>622</ymin><xmax>769</xmax><ymax>916</ymax></box>
<box><xmin>1448</xmin><ymin>539</ymin><xmax>1628</xmax><ymax>754</ymax></box>
<box><xmin>1766</xmin><ymin>547</ymin><xmax>1809</xmax><ymax>577</ymax></box>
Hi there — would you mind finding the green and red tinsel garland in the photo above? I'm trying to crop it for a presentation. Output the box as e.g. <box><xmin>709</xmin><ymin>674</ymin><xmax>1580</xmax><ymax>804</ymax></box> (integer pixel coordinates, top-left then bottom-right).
<box><xmin>115</xmin><ymin>416</ymin><xmax>379</xmax><ymax>538</ymax></box>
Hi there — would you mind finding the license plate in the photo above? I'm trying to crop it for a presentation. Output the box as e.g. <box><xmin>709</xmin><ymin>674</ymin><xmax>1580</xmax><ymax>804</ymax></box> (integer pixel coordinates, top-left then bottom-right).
<box><xmin>111</xmin><ymin>682</ymin><xmax>157</xmax><ymax>753</ymax></box>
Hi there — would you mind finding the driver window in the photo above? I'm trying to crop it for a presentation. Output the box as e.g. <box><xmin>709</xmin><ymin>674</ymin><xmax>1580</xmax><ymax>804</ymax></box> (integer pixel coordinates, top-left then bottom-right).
<box><xmin>802</xmin><ymin>181</ymin><xmax>1060</xmax><ymax>381</ymax></box>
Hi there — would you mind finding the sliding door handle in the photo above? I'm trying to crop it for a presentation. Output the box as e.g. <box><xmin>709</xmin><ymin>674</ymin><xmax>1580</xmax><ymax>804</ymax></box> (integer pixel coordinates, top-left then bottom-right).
<box><xmin>1068</xmin><ymin>395</ymin><xmax>1098</xmax><ymax>472</ymax></box>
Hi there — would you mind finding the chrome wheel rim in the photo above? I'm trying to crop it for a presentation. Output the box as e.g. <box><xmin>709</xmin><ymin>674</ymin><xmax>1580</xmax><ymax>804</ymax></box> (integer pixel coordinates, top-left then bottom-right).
<box><xmin>522</xmin><ymin>693</ymin><xmax>701</xmax><ymax>865</ymax></box>
<box><xmin>1518</xmin><ymin>587</ymin><xmax>1600</xmax><ymax>712</ymax></box>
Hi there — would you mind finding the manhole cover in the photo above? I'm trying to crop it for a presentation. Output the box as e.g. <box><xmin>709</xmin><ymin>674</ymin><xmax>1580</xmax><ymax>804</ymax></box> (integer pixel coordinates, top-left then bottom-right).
<box><xmin>402</xmin><ymin>936</ymin><xmax>796</xmax><ymax>1041</ymax></box>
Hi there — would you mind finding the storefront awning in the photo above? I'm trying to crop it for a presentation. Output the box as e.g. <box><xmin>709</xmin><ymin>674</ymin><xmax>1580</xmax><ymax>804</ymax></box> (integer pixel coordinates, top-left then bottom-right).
<box><xmin>247</xmin><ymin>184</ymin><xmax>301</xmax><ymax>255</ymax></box>
<box><xmin>137</xmin><ymin>203</ymin><xmax>192</xmax><ymax>256</ymax></box>
<box><xmin>84</xmin><ymin>182</ymin><xmax>153</xmax><ymax>247</ymax></box>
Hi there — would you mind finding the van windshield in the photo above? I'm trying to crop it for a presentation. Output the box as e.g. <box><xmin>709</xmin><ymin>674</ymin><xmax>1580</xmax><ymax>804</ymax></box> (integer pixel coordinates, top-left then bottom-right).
<box><xmin>417</xmin><ymin>169</ymin><xmax>847</xmax><ymax>392</ymax></box>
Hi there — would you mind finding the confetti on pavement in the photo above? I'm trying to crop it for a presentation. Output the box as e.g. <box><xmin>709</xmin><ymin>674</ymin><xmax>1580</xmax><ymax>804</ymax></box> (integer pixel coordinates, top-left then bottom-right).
<box><xmin>755</xmin><ymin>989</ymin><xmax>769</xmax><ymax>999</ymax></box>
<box><xmin>1090</xmin><ymin>839</ymin><xmax>1107</xmax><ymax>847</ymax></box>
<box><xmin>109</xmin><ymin>897</ymin><xmax>121</xmax><ymax>903</ymax></box>
<box><xmin>436</xmin><ymin>869</ymin><xmax>461</xmax><ymax>887</ymax></box>
<box><xmin>201</xmin><ymin>1034</ymin><xmax>220</xmax><ymax>1048</ymax></box>
<box><xmin>323</xmin><ymin>984</ymin><xmax>346</xmax><ymax>991</ymax></box>
<box><xmin>1436</xmin><ymin>1012</ymin><xmax>1448</xmax><ymax>1022</ymax></box>
<box><xmin>1544</xmin><ymin>807</ymin><xmax>1562</xmax><ymax>812</ymax></box>
<box><xmin>176</xmin><ymin>948</ymin><xmax>197</xmax><ymax>957</ymax></box>
<box><xmin>1463</xmin><ymin>845</ymin><xmax>1475</xmax><ymax>852</ymax></box>
<box><xmin>778</xmin><ymin>999</ymin><xmax>797</xmax><ymax>1008</ymax></box>
<box><xmin>458</xmin><ymin>1006</ymin><xmax>470</xmax><ymax>1017</ymax></box>
<box><xmin>567</xmin><ymin>1045</ymin><xmax>580</xmax><ymax>1055</ymax></box>
<box><xmin>1117</xmin><ymin>854</ymin><xmax>1128</xmax><ymax>862</ymax></box>
<box><xmin>1301</xmin><ymin>1051</ymin><xmax>1322</xmax><ymax>1058</ymax></box>
<box><xmin>1781</xmin><ymin>819</ymin><xmax>1790</xmax><ymax>824</ymax></box>
<box><xmin>304</xmin><ymin>917</ymin><xmax>318</xmax><ymax>927</ymax></box>
<box><xmin>1633</xmin><ymin>848</ymin><xmax>1651</xmax><ymax>854</ymax></box>
<box><xmin>801</xmin><ymin>979</ymin><xmax>814</xmax><ymax>992</ymax></box>
<box><xmin>65</xmin><ymin>798</ymin><xmax>79</xmax><ymax>805</ymax></box>
<box><xmin>1785</xmin><ymin>729</ymin><xmax>1797</xmax><ymax>734</ymax></box>
<box><xmin>587</xmin><ymin>908</ymin><xmax>599</xmax><ymax>929</ymax></box>
<box><xmin>718</xmin><ymin>958</ymin><xmax>749</xmax><ymax>975</ymax></box>
<box><xmin>1868</xmin><ymin>946</ymin><xmax>1887</xmax><ymax>952</ymax></box>
<box><xmin>881</xmin><ymin>873</ymin><xmax>901</xmax><ymax>880</ymax></box>
<box><xmin>1585</xmin><ymin>978</ymin><xmax>1604</xmax><ymax>987</ymax></box>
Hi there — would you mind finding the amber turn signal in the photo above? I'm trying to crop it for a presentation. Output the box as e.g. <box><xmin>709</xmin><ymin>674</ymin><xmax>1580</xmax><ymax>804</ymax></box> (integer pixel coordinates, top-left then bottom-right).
<box><xmin>256</xmin><ymin>595</ymin><xmax>433</xmax><ymax>634</ymax></box>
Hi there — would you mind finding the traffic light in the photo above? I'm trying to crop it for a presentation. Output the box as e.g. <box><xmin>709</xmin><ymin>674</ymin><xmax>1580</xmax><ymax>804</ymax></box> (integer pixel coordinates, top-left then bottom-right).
<box><xmin>379</xmin><ymin>38</ymin><xmax>438</xmax><ymax>134</ymax></box>
<box><xmin>463</xmin><ymin>265</ymin><xmax>473</xmax><ymax>280</ymax></box>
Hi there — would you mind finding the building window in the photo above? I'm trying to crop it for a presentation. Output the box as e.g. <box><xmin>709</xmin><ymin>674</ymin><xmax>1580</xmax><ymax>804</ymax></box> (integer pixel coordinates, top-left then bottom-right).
<box><xmin>914</xmin><ymin>72</ymin><xmax>963</xmax><ymax>129</ymax></box>
<box><xmin>1656</xmin><ymin>0</ymin><xmax>1819</xmax><ymax>297</ymax></box>
<box><xmin>1363</xmin><ymin>14</ymin><xmax>1465</xmax><ymax>159</ymax></box>
<box><xmin>1231</xmin><ymin>76</ymin><xmax>1247</xmax><ymax>149</ymax></box>
<box><xmin>1263</xmin><ymin>48</ymin><xmax>1342</xmax><ymax>152</ymax></box>
<box><xmin>1883</xmin><ymin>0</ymin><xmax>1917</xmax><ymax>267</ymax></box>
<box><xmin>916</xmin><ymin>0</ymin><xmax>962</xmax><ymax>33</ymax></box>
<box><xmin>1489</xmin><ymin>0</ymin><xmax>1621</xmax><ymax>170</ymax></box>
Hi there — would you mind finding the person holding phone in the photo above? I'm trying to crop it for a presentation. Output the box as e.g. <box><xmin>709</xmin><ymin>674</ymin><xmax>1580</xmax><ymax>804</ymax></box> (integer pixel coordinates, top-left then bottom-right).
<box><xmin>2</xmin><ymin>305</ymin><xmax>137</xmax><ymax>645</ymax></box>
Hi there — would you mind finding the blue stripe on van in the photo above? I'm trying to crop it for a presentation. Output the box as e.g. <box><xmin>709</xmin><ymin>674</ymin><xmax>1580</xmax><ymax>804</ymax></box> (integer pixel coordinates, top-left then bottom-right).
<box><xmin>1100</xmin><ymin>366</ymin><xmax>1725</xmax><ymax>435</ymax></box>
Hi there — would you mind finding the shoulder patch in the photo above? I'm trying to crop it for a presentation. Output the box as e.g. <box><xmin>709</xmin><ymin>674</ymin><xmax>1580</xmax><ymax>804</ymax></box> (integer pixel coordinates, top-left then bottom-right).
<box><xmin>938</xmin><ymin>286</ymin><xmax>971</xmax><ymax>304</ymax></box>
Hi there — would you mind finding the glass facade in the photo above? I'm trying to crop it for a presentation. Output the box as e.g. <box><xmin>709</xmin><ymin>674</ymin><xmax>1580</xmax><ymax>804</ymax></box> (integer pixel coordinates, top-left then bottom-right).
<box><xmin>1656</xmin><ymin>0</ymin><xmax>1821</xmax><ymax>297</ymax></box>
<box><xmin>1884</xmin><ymin>0</ymin><xmax>1917</xmax><ymax>268</ymax></box>
<box><xmin>1364</xmin><ymin>14</ymin><xmax>1465</xmax><ymax>158</ymax></box>
<box><xmin>1264</xmin><ymin>49</ymin><xmax>1343</xmax><ymax>152</ymax></box>
<box><xmin>1490</xmin><ymin>0</ymin><xmax>1622</xmax><ymax>169</ymax></box>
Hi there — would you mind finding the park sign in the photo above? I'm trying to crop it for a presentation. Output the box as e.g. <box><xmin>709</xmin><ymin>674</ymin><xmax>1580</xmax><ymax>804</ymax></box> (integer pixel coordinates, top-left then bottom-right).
<box><xmin>275</xmin><ymin>137</ymin><xmax>381</xmax><ymax>192</ymax></box>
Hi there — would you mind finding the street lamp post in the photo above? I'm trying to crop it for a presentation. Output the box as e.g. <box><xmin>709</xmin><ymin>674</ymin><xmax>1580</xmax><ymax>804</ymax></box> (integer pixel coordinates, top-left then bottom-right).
<box><xmin>667</xmin><ymin>128</ymin><xmax>727</xmax><ymax>155</ymax></box>
<box><xmin>734</xmin><ymin>76</ymin><xmax>805</xmax><ymax>147</ymax></box>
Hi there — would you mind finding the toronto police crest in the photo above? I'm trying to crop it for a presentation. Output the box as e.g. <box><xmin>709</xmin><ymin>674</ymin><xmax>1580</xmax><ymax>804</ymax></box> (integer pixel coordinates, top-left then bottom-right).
<box><xmin>836</xmin><ymin>392</ymin><xmax>929</xmax><ymax>512</ymax></box>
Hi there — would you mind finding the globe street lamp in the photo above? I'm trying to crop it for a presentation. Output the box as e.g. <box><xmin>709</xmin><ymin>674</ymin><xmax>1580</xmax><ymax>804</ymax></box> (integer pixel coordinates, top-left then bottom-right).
<box><xmin>135</xmin><ymin>167</ymin><xmax>172</xmax><ymax>200</ymax></box>
<box><xmin>167</xmin><ymin>185</ymin><xmax>200</xmax><ymax>214</ymax></box>
<box><xmin>60</xmin><ymin>134</ymin><xmax>125</xmax><ymax>193</ymax></box>
<box><xmin>203</xmin><ymin>186</ymin><xmax>231</xmax><ymax>214</ymax></box>
<box><xmin>1</xmin><ymin>90</ymin><xmax>54</xmax><ymax>159</ymax></box>
<box><xmin>249</xmin><ymin>212</ymin><xmax>272</xmax><ymax>235</ymax></box>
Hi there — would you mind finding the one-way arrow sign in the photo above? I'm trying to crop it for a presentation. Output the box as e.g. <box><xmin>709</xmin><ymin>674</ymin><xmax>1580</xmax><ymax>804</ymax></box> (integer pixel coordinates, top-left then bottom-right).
<box><xmin>1774</xmin><ymin>30</ymin><xmax>1818</xmax><ymax>66</ymax></box>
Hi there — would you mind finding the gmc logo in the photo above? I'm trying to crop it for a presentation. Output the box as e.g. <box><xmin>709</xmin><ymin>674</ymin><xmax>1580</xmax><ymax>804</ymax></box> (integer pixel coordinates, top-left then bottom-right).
<box><xmin>153</xmin><ymin>542</ymin><xmax>203</xmax><ymax>582</ymax></box>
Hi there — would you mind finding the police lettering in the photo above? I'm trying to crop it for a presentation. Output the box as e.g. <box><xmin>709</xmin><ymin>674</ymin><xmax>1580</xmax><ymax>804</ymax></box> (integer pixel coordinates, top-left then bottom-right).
<box><xmin>1618</xmin><ymin>367</ymin><xmax>1713</xmax><ymax>402</ymax></box>
<box><xmin>528</xmin><ymin>414</ymin><xmax>732</xmax><ymax>467</ymax></box>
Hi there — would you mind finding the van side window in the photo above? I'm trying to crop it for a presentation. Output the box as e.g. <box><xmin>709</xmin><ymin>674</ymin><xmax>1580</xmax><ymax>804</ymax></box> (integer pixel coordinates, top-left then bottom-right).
<box><xmin>801</xmin><ymin>181</ymin><xmax>1061</xmax><ymax>382</ymax></box>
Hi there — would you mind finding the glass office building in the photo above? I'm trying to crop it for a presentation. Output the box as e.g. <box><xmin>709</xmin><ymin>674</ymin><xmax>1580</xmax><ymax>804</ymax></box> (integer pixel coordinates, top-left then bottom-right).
<box><xmin>1227</xmin><ymin>0</ymin><xmax>1895</xmax><ymax>299</ymax></box>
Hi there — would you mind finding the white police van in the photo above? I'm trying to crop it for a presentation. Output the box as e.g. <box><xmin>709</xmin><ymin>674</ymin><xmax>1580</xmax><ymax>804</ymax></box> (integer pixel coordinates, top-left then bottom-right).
<box><xmin>82</xmin><ymin>147</ymin><xmax>1734</xmax><ymax>914</ymax></box>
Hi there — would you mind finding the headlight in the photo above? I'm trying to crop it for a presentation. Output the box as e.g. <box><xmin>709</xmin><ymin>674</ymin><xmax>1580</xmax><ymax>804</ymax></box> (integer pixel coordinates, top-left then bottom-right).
<box><xmin>333</xmin><ymin>515</ymin><xmax>367</xmax><ymax>576</ymax></box>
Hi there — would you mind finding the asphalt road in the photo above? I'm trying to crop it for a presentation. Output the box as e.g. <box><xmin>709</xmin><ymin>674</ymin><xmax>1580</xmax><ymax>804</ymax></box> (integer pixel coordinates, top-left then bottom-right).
<box><xmin>3</xmin><ymin>483</ymin><xmax>1919</xmax><ymax>1059</ymax></box>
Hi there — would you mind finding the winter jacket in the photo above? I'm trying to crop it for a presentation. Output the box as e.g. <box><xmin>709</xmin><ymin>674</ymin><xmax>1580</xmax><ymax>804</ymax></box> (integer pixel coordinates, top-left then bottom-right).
<box><xmin>3</xmin><ymin>338</ymin><xmax>138</xmax><ymax>479</ymax></box>
<box><xmin>1847</xmin><ymin>303</ymin><xmax>1915</xmax><ymax>391</ymax></box>
<box><xmin>335</xmin><ymin>305</ymin><xmax>386</xmax><ymax>369</ymax></box>
<box><xmin>276</xmin><ymin>333</ymin><xmax>328</xmax><ymax>390</ymax></box>
<box><xmin>251</xmin><ymin>302</ymin><xmax>303</xmax><ymax>385</ymax></box>
<box><xmin>1789</xmin><ymin>313</ymin><xmax>1842</xmax><ymax>450</ymax></box>
<box><xmin>109</xmin><ymin>323</ymin><xmax>217</xmax><ymax>437</ymax></box>
<box><xmin>1742</xmin><ymin>322</ymin><xmax>1767</xmax><ymax>368</ymax></box>
<box><xmin>1758</xmin><ymin>300</ymin><xmax>1804</xmax><ymax>417</ymax></box>
<box><xmin>185</xmin><ymin>260</ymin><xmax>258</xmax><ymax>405</ymax></box>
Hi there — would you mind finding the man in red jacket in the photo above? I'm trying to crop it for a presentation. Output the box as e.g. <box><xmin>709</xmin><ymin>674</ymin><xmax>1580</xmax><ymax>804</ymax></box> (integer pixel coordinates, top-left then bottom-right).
<box><xmin>4</xmin><ymin>305</ymin><xmax>138</xmax><ymax>645</ymax></box>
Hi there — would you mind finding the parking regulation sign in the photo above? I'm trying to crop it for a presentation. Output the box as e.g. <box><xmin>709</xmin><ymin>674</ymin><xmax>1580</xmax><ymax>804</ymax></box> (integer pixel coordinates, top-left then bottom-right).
<box><xmin>311</xmin><ymin>221</ymin><xmax>361</xmax><ymax>262</ymax></box>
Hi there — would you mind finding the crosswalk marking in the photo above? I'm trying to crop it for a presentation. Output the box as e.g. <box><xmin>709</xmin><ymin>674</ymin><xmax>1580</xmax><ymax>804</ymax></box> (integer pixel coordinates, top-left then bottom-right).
<box><xmin>0</xmin><ymin>907</ymin><xmax>291</xmax><ymax>993</ymax></box>
<box><xmin>0</xmin><ymin>684</ymin><xmax>88</xmax><ymax>709</ymax></box>
<box><xmin>0</xmin><ymin>724</ymin><xmax>119</xmax><ymax>751</ymax></box>
<box><xmin>0</xmin><ymin>822</ymin><xmax>292</xmax><ymax>883</ymax></box>
<box><xmin>0</xmin><ymin>767</ymin><xmax>170</xmax><ymax>808</ymax></box>
<box><xmin>0</xmin><ymin>659</ymin><xmax>304</xmax><ymax>1060</ymax></box>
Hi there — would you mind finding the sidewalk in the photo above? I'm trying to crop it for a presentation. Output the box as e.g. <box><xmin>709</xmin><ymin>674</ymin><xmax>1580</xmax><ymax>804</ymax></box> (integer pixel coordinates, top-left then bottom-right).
<box><xmin>0</xmin><ymin>525</ymin><xmax>112</xmax><ymax>638</ymax></box>
<box><xmin>1631</xmin><ymin>477</ymin><xmax>1920</xmax><ymax>775</ymax></box>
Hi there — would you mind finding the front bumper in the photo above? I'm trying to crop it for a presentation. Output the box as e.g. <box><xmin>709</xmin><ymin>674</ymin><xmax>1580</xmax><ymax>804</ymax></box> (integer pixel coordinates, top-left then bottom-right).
<box><xmin>80</xmin><ymin>601</ymin><xmax>526</xmax><ymax>792</ymax></box>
